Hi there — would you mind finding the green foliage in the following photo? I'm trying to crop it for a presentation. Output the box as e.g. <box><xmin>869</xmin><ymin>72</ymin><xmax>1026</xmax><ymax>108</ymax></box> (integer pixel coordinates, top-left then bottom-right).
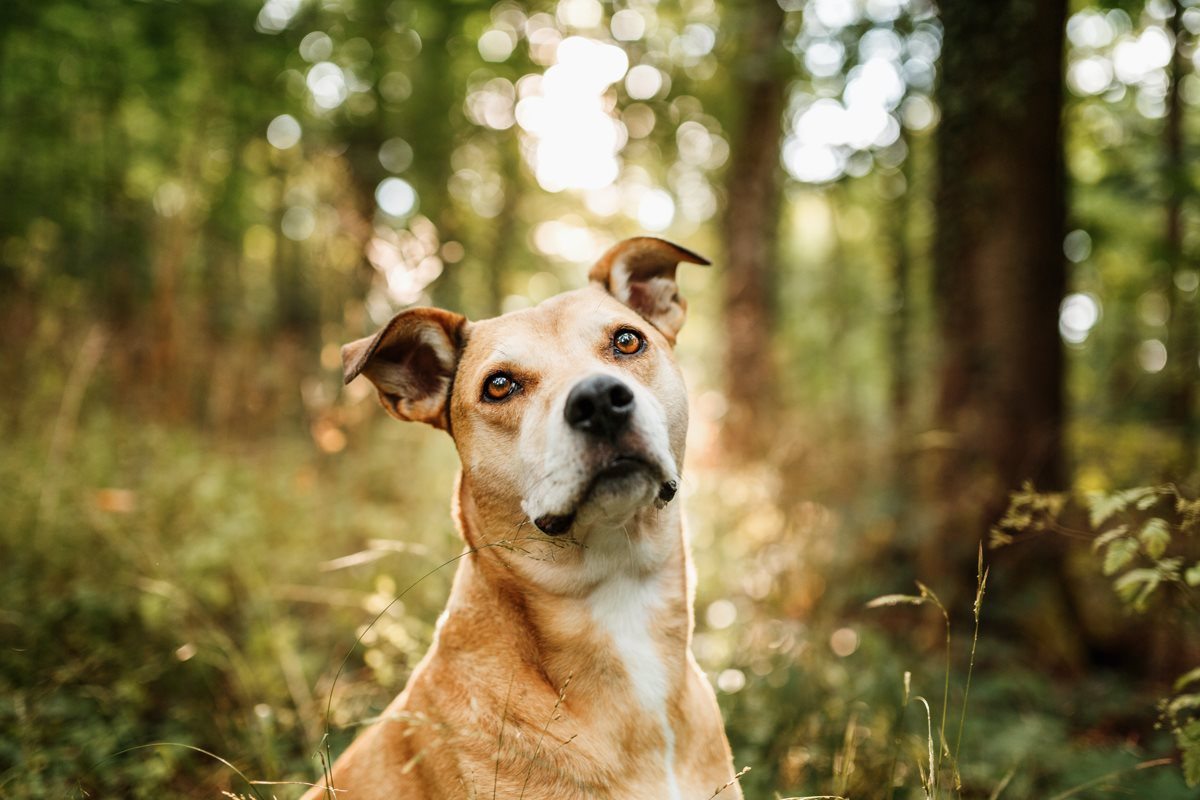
<box><xmin>682</xmin><ymin>458</ymin><xmax>1194</xmax><ymax>799</ymax></box>
<box><xmin>2</xmin><ymin>0</ymin><xmax>1199</xmax><ymax>798</ymax></box>
<box><xmin>1178</xmin><ymin>720</ymin><xmax>1200</xmax><ymax>787</ymax></box>
<box><xmin>994</xmin><ymin>483</ymin><xmax>1200</xmax><ymax>787</ymax></box>
<box><xmin>0</xmin><ymin>410</ymin><xmax>460</xmax><ymax>796</ymax></box>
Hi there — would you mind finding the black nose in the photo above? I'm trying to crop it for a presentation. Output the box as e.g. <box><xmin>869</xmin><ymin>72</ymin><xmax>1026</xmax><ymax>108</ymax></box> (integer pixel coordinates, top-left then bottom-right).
<box><xmin>565</xmin><ymin>375</ymin><xmax>635</xmax><ymax>438</ymax></box>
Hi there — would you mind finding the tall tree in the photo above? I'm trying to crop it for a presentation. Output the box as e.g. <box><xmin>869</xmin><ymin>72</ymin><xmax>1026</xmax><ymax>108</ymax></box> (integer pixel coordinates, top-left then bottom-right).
<box><xmin>1165</xmin><ymin>0</ymin><xmax>1197</xmax><ymax>475</ymax></box>
<box><xmin>925</xmin><ymin>0</ymin><xmax>1068</xmax><ymax>593</ymax></box>
<box><xmin>720</xmin><ymin>0</ymin><xmax>787</xmax><ymax>456</ymax></box>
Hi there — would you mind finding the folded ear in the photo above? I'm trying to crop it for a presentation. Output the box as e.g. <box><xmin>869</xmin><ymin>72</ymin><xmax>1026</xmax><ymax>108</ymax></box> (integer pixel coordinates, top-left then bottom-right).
<box><xmin>588</xmin><ymin>236</ymin><xmax>710</xmax><ymax>343</ymax></box>
<box><xmin>341</xmin><ymin>307</ymin><xmax>469</xmax><ymax>430</ymax></box>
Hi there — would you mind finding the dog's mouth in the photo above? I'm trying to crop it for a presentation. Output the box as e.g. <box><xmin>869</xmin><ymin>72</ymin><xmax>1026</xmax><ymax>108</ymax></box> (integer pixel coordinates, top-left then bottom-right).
<box><xmin>533</xmin><ymin>455</ymin><xmax>677</xmax><ymax>536</ymax></box>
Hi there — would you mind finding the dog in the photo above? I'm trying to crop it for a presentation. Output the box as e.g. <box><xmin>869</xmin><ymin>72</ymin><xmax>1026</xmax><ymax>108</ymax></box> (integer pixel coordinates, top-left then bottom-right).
<box><xmin>304</xmin><ymin>237</ymin><xmax>741</xmax><ymax>799</ymax></box>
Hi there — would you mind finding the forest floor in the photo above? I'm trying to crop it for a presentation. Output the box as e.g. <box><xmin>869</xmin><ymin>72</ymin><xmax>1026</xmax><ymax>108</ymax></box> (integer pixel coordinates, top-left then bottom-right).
<box><xmin>0</xmin><ymin>410</ymin><xmax>1191</xmax><ymax>799</ymax></box>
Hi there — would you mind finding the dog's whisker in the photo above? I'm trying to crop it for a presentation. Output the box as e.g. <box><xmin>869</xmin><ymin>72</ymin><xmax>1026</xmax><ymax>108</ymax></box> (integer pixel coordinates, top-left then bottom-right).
<box><xmin>620</xmin><ymin>524</ymin><xmax>636</xmax><ymax>565</ymax></box>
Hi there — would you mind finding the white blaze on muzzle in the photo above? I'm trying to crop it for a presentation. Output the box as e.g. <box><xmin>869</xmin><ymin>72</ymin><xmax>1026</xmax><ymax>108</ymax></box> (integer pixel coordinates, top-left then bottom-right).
<box><xmin>520</xmin><ymin>369</ymin><xmax>680</xmax><ymax>534</ymax></box>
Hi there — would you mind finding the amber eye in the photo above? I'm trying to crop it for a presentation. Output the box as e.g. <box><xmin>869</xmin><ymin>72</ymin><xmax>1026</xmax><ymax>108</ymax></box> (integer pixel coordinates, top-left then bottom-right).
<box><xmin>613</xmin><ymin>329</ymin><xmax>644</xmax><ymax>356</ymax></box>
<box><xmin>482</xmin><ymin>372</ymin><xmax>518</xmax><ymax>402</ymax></box>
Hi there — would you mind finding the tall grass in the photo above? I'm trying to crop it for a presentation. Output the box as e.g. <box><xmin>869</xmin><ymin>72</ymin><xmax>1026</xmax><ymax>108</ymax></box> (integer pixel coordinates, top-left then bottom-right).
<box><xmin>1</xmin><ymin>407</ymin><xmax>1192</xmax><ymax>798</ymax></box>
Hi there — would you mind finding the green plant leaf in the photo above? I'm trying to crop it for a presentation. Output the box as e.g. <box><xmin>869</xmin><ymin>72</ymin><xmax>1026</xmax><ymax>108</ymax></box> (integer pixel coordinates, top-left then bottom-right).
<box><xmin>1168</xmin><ymin>693</ymin><xmax>1200</xmax><ymax>717</ymax></box>
<box><xmin>1177</xmin><ymin>719</ymin><xmax>1200</xmax><ymax>787</ymax></box>
<box><xmin>1186</xmin><ymin>562</ymin><xmax>1200</xmax><ymax>587</ymax></box>
<box><xmin>1103</xmin><ymin>538</ymin><xmax>1139</xmax><ymax>576</ymax></box>
<box><xmin>1176</xmin><ymin>667</ymin><xmax>1200</xmax><ymax>693</ymax></box>
<box><xmin>1087</xmin><ymin>491</ymin><xmax>1128</xmax><ymax>528</ymax></box>
<box><xmin>1139</xmin><ymin>517</ymin><xmax>1171</xmax><ymax>560</ymax></box>
<box><xmin>1117</xmin><ymin>486</ymin><xmax>1157</xmax><ymax>507</ymax></box>
<box><xmin>1133</xmin><ymin>488</ymin><xmax>1161</xmax><ymax>511</ymax></box>
<box><xmin>1091</xmin><ymin>525</ymin><xmax>1129</xmax><ymax>553</ymax></box>
<box><xmin>1113</xmin><ymin>568</ymin><xmax>1160</xmax><ymax>610</ymax></box>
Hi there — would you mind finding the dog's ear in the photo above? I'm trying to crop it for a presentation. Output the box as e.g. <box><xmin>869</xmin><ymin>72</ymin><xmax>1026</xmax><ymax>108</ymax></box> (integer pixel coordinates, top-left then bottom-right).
<box><xmin>588</xmin><ymin>236</ymin><xmax>710</xmax><ymax>343</ymax></box>
<box><xmin>341</xmin><ymin>307</ymin><xmax>468</xmax><ymax>430</ymax></box>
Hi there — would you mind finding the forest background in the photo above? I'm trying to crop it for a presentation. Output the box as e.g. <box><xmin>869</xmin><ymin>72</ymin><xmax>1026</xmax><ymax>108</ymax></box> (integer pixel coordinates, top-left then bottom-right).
<box><xmin>3</xmin><ymin>0</ymin><xmax>1200</xmax><ymax>797</ymax></box>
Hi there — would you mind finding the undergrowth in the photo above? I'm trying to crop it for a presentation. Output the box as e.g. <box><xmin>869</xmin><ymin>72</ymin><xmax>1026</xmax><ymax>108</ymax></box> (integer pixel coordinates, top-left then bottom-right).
<box><xmin>992</xmin><ymin>482</ymin><xmax>1200</xmax><ymax>790</ymax></box>
<box><xmin>0</xmin><ymin>411</ymin><xmax>1195</xmax><ymax>798</ymax></box>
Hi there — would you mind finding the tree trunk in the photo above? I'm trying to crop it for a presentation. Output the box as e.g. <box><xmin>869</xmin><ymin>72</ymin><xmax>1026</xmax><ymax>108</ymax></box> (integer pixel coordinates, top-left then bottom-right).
<box><xmin>885</xmin><ymin>128</ymin><xmax>917</xmax><ymax>541</ymax></box>
<box><xmin>889</xmin><ymin>130</ymin><xmax>915</xmax><ymax>469</ymax></box>
<box><xmin>1165</xmin><ymin>0</ymin><xmax>1197</xmax><ymax>477</ymax></box>
<box><xmin>720</xmin><ymin>0</ymin><xmax>787</xmax><ymax>458</ymax></box>
<box><xmin>925</xmin><ymin>0</ymin><xmax>1068</xmax><ymax>605</ymax></box>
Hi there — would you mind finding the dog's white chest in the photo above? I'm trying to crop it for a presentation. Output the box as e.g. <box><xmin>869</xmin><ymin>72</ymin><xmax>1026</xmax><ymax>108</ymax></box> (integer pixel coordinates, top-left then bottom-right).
<box><xmin>588</xmin><ymin>575</ymin><xmax>682</xmax><ymax>800</ymax></box>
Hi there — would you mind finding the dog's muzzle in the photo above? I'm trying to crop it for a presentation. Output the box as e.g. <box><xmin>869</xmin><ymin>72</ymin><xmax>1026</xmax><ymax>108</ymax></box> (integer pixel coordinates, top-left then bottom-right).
<box><xmin>530</xmin><ymin>375</ymin><xmax>678</xmax><ymax>537</ymax></box>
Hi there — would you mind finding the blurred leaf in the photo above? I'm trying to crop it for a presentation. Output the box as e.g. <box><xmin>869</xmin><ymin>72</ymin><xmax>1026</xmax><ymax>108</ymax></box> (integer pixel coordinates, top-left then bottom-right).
<box><xmin>1087</xmin><ymin>491</ymin><xmax>1129</xmax><ymax>528</ymax></box>
<box><xmin>865</xmin><ymin>594</ymin><xmax>926</xmax><ymax>608</ymax></box>
<box><xmin>1177</xmin><ymin>720</ymin><xmax>1200</xmax><ymax>787</ymax></box>
<box><xmin>1112</xmin><ymin>568</ymin><xmax>1160</xmax><ymax>610</ymax></box>
<box><xmin>1138</xmin><ymin>518</ymin><xmax>1171</xmax><ymax>560</ymax></box>
<box><xmin>990</xmin><ymin>527</ymin><xmax>1014</xmax><ymax>548</ymax></box>
<box><xmin>1103</xmin><ymin>538</ymin><xmax>1139</xmax><ymax>576</ymax></box>
<box><xmin>1186</xmin><ymin>562</ymin><xmax>1200</xmax><ymax>587</ymax></box>
<box><xmin>1134</xmin><ymin>489</ymin><xmax>1161</xmax><ymax>511</ymax></box>
<box><xmin>1176</xmin><ymin>498</ymin><xmax>1200</xmax><ymax>532</ymax></box>
<box><xmin>1168</xmin><ymin>693</ymin><xmax>1200</xmax><ymax>717</ymax></box>
<box><xmin>1176</xmin><ymin>667</ymin><xmax>1200</xmax><ymax>693</ymax></box>
<box><xmin>1120</xmin><ymin>487</ymin><xmax>1158</xmax><ymax>508</ymax></box>
<box><xmin>1092</xmin><ymin>524</ymin><xmax>1129</xmax><ymax>553</ymax></box>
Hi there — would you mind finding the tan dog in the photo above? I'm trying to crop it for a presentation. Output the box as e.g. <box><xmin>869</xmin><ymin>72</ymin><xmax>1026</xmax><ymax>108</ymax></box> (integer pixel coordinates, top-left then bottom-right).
<box><xmin>305</xmin><ymin>237</ymin><xmax>741</xmax><ymax>800</ymax></box>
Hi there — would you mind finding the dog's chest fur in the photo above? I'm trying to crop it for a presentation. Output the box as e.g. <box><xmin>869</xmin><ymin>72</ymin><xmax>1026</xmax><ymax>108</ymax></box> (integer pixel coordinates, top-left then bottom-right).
<box><xmin>307</xmin><ymin>545</ymin><xmax>736</xmax><ymax>800</ymax></box>
<box><xmin>445</xmin><ymin>539</ymin><xmax>696</xmax><ymax>799</ymax></box>
<box><xmin>588</xmin><ymin>573</ymin><xmax>682</xmax><ymax>798</ymax></box>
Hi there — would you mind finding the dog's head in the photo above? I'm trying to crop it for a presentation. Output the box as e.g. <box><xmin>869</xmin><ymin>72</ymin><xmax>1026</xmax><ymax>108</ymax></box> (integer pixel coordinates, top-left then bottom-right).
<box><xmin>343</xmin><ymin>237</ymin><xmax>706</xmax><ymax>576</ymax></box>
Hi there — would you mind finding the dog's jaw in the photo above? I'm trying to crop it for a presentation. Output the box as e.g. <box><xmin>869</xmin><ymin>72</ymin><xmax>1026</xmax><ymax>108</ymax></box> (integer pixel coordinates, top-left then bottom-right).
<box><xmin>519</xmin><ymin>366</ymin><xmax>684</xmax><ymax>539</ymax></box>
<box><xmin>527</xmin><ymin>457</ymin><xmax>679</xmax><ymax>537</ymax></box>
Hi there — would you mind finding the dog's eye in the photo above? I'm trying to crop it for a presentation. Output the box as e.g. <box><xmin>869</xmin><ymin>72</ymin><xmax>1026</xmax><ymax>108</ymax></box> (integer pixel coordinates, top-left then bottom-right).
<box><xmin>613</xmin><ymin>329</ymin><xmax>644</xmax><ymax>356</ymax></box>
<box><xmin>482</xmin><ymin>372</ymin><xmax>518</xmax><ymax>402</ymax></box>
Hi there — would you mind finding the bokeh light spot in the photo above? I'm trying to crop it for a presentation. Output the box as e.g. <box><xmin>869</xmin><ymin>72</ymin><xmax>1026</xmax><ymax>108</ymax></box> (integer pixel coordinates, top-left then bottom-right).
<box><xmin>266</xmin><ymin>114</ymin><xmax>302</xmax><ymax>150</ymax></box>
<box><xmin>256</xmin><ymin>0</ymin><xmax>302</xmax><ymax>34</ymax></box>
<box><xmin>299</xmin><ymin>31</ymin><xmax>333</xmax><ymax>63</ymax></box>
<box><xmin>378</xmin><ymin>137</ymin><xmax>413</xmax><ymax>173</ymax></box>
<box><xmin>1175</xmin><ymin>270</ymin><xmax>1199</xmax><ymax>293</ymax></box>
<box><xmin>611</xmin><ymin>8</ymin><xmax>646</xmax><ymax>41</ymax></box>
<box><xmin>307</xmin><ymin>62</ymin><xmax>348</xmax><ymax>110</ymax></box>
<box><xmin>1138</xmin><ymin>339</ymin><xmax>1168</xmax><ymax>373</ymax></box>
<box><xmin>557</xmin><ymin>0</ymin><xmax>602</xmax><ymax>29</ymax></box>
<box><xmin>1063</xmin><ymin>229</ymin><xmax>1093</xmax><ymax>263</ymax></box>
<box><xmin>478</xmin><ymin>29</ymin><xmax>516</xmax><ymax>62</ymax></box>
<box><xmin>706</xmin><ymin>599</ymin><xmax>738</xmax><ymax>630</ymax></box>
<box><xmin>281</xmin><ymin>206</ymin><xmax>315</xmax><ymax>241</ymax></box>
<box><xmin>376</xmin><ymin>177</ymin><xmax>417</xmax><ymax>218</ymax></box>
<box><xmin>626</xmin><ymin>64</ymin><xmax>663</xmax><ymax>100</ymax></box>
<box><xmin>637</xmin><ymin>189</ymin><xmax>675</xmax><ymax>231</ymax></box>
<box><xmin>517</xmin><ymin>36</ymin><xmax>629</xmax><ymax>191</ymax></box>
<box><xmin>1059</xmin><ymin>292</ymin><xmax>1101</xmax><ymax>345</ymax></box>
<box><xmin>830</xmin><ymin>627</ymin><xmax>860</xmax><ymax>657</ymax></box>
<box><xmin>717</xmin><ymin>668</ymin><xmax>746</xmax><ymax>693</ymax></box>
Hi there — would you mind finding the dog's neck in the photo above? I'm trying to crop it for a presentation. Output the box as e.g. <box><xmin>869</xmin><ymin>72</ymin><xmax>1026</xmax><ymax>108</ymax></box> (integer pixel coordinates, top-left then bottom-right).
<box><xmin>443</xmin><ymin>474</ymin><xmax>694</xmax><ymax>706</ymax></box>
